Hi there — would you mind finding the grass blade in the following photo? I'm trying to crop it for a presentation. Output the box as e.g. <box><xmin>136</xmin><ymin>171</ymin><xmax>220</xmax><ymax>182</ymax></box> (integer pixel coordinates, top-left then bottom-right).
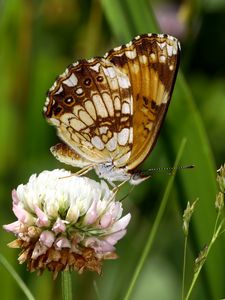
<box><xmin>123</xmin><ymin>138</ymin><xmax>188</xmax><ymax>300</ymax></box>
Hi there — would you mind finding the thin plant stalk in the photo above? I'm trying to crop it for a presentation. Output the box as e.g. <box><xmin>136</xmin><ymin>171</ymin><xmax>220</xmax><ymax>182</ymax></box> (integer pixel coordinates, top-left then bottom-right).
<box><xmin>0</xmin><ymin>253</ymin><xmax>35</xmax><ymax>300</ymax></box>
<box><xmin>182</xmin><ymin>236</ymin><xmax>188</xmax><ymax>299</ymax></box>
<box><xmin>184</xmin><ymin>214</ymin><xmax>224</xmax><ymax>300</ymax></box>
<box><xmin>123</xmin><ymin>137</ymin><xmax>187</xmax><ymax>300</ymax></box>
<box><xmin>61</xmin><ymin>271</ymin><xmax>72</xmax><ymax>300</ymax></box>
<box><xmin>93</xmin><ymin>280</ymin><xmax>101</xmax><ymax>300</ymax></box>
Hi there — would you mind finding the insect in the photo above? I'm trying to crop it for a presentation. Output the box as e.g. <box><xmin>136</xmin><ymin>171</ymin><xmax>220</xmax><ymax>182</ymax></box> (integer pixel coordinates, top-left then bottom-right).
<box><xmin>43</xmin><ymin>33</ymin><xmax>180</xmax><ymax>185</ymax></box>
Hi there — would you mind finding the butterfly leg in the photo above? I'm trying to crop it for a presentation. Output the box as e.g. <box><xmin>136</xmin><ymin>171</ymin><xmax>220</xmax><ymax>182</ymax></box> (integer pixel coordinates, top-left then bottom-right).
<box><xmin>75</xmin><ymin>165</ymin><xmax>95</xmax><ymax>176</ymax></box>
<box><xmin>111</xmin><ymin>179</ymin><xmax>129</xmax><ymax>193</ymax></box>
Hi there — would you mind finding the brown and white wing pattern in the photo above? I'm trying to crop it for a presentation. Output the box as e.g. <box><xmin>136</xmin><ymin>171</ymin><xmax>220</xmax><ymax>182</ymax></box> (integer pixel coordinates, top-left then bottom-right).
<box><xmin>105</xmin><ymin>33</ymin><xmax>180</xmax><ymax>171</ymax></box>
<box><xmin>44</xmin><ymin>58</ymin><xmax>134</xmax><ymax>168</ymax></box>
<box><xmin>43</xmin><ymin>33</ymin><xmax>180</xmax><ymax>183</ymax></box>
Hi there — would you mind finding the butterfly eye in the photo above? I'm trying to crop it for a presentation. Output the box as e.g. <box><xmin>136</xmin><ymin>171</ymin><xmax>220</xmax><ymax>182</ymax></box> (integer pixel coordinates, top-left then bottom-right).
<box><xmin>84</xmin><ymin>78</ymin><xmax>91</xmax><ymax>86</ymax></box>
<box><xmin>64</xmin><ymin>97</ymin><xmax>75</xmax><ymax>105</ymax></box>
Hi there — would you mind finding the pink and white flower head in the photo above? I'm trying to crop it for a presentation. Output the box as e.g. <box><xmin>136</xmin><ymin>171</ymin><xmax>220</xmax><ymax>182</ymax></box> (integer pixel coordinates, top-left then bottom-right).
<box><xmin>3</xmin><ymin>169</ymin><xmax>131</xmax><ymax>278</ymax></box>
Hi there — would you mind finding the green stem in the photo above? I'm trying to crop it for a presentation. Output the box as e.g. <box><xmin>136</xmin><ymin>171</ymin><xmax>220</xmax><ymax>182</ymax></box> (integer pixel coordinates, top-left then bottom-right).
<box><xmin>182</xmin><ymin>236</ymin><xmax>188</xmax><ymax>300</ymax></box>
<box><xmin>93</xmin><ymin>280</ymin><xmax>101</xmax><ymax>300</ymax></box>
<box><xmin>123</xmin><ymin>138</ymin><xmax>187</xmax><ymax>300</ymax></box>
<box><xmin>184</xmin><ymin>219</ymin><xmax>224</xmax><ymax>300</ymax></box>
<box><xmin>0</xmin><ymin>253</ymin><xmax>35</xmax><ymax>300</ymax></box>
<box><xmin>61</xmin><ymin>271</ymin><xmax>72</xmax><ymax>300</ymax></box>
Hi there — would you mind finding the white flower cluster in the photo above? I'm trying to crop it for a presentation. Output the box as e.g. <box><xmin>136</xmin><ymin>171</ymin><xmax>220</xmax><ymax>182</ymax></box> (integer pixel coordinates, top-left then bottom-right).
<box><xmin>4</xmin><ymin>169</ymin><xmax>130</xmax><ymax>274</ymax></box>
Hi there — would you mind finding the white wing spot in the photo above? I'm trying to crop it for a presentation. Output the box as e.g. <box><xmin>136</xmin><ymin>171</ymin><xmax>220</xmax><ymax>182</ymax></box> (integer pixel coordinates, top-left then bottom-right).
<box><xmin>103</xmin><ymin>67</ymin><xmax>116</xmax><ymax>79</ymax></box>
<box><xmin>173</xmin><ymin>44</ymin><xmax>178</xmax><ymax>55</ymax></box>
<box><xmin>167</xmin><ymin>44</ymin><xmax>174</xmax><ymax>56</ymax></box>
<box><xmin>157</xmin><ymin>41</ymin><xmax>166</xmax><ymax>50</ymax></box>
<box><xmin>125</xmin><ymin>49</ymin><xmax>137</xmax><ymax>59</ymax></box>
<box><xmin>162</xmin><ymin>91</ymin><xmax>169</xmax><ymax>104</ymax></box>
<box><xmin>61</xmin><ymin>68</ymin><xmax>69</xmax><ymax>77</ymax></box>
<box><xmin>91</xmin><ymin>136</ymin><xmax>105</xmax><ymax>150</ymax></box>
<box><xmin>126</xmin><ymin>41</ymin><xmax>132</xmax><ymax>47</ymax></box>
<box><xmin>159</xmin><ymin>55</ymin><xmax>166</xmax><ymax>63</ymax></box>
<box><xmin>106</xmin><ymin>134</ymin><xmax>117</xmax><ymax>151</ymax></box>
<box><xmin>49</xmin><ymin>81</ymin><xmax>57</xmax><ymax>91</ymax></box>
<box><xmin>169</xmin><ymin>64</ymin><xmax>174</xmax><ymax>71</ymax></box>
<box><xmin>45</xmin><ymin>97</ymin><xmax>50</xmax><ymax>106</ymax></box>
<box><xmin>99</xmin><ymin>126</ymin><xmax>108</xmax><ymax>134</ymax></box>
<box><xmin>108</xmin><ymin>78</ymin><xmax>118</xmax><ymax>90</ymax></box>
<box><xmin>118</xmin><ymin>128</ymin><xmax>130</xmax><ymax>146</ymax></box>
<box><xmin>54</xmin><ymin>86</ymin><xmax>63</xmax><ymax>95</ymax></box>
<box><xmin>90</xmin><ymin>63</ymin><xmax>101</xmax><ymax>72</ymax></box>
<box><xmin>113</xmin><ymin>46</ymin><xmax>122</xmax><ymax>51</ymax></box>
<box><xmin>63</xmin><ymin>73</ymin><xmax>78</xmax><ymax>87</ymax></box>
<box><xmin>122</xmin><ymin>102</ymin><xmax>130</xmax><ymax>114</ymax></box>
<box><xmin>117</xmin><ymin>74</ymin><xmax>130</xmax><ymax>88</ymax></box>
<box><xmin>92</xmin><ymin>94</ymin><xmax>108</xmax><ymax>118</ymax></box>
<box><xmin>76</xmin><ymin>88</ymin><xmax>84</xmax><ymax>95</ymax></box>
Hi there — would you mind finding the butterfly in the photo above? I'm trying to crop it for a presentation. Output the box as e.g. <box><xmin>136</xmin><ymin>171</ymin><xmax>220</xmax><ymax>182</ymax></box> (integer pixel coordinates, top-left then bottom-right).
<box><xmin>43</xmin><ymin>33</ymin><xmax>180</xmax><ymax>185</ymax></box>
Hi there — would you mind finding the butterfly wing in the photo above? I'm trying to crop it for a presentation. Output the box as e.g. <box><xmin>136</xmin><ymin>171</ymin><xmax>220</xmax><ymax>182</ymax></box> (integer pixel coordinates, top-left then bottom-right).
<box><xmin>105</xmin><ymin>34</ymin><xmax>180</xmax><ymax>170</ymax></box>
<box><xmin>44</xmin><ymin>58</ymin><xmax>134</xmax><ymax>167</ymax></box>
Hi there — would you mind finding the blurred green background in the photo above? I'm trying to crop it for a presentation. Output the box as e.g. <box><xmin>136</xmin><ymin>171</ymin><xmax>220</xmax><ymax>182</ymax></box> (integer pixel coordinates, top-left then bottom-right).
<box><xmin>1</xmin><ymin>0</ymin><xmax>225</xmax><ymax>299</ymax></box>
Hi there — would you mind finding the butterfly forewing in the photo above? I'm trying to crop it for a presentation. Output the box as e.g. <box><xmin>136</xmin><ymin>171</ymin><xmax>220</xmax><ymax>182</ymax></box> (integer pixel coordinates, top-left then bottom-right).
<box><xmin>105</xmin><ymin>34</ymin><xmax>180</xmax><ymax>170</ymax></box>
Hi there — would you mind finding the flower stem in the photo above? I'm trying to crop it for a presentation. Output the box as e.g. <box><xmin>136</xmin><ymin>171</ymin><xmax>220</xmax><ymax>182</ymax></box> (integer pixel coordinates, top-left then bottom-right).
<box><xmin>93</xmin><ymin>280</ymin><xmax>101</xmax><ymax>300</ymax></box>
<box><xmin>182</xmin><ymin>236</ymin><xmax>188</xmax><ymax>300</ymax></box>
<box><xmin>184</xmin><ymin>217</ymin><xmax>224</xmax><ymax>300</ymax></box>
<box><xmin>61</xmin><ymin>271</ymin><xmax>72</xmax><ymax>300</ymax></box>
<box><xmin>123</xmin><ymin>138</ymin><xmax>187</xmax><ymax>300</ymax></box>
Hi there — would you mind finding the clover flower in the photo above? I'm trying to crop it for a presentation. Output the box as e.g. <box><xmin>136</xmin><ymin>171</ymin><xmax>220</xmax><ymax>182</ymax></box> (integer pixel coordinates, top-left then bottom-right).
<box><xmin>3</xmin><ymin>169</ymin><xmax>131</xmax><ymax>278</ymax></box>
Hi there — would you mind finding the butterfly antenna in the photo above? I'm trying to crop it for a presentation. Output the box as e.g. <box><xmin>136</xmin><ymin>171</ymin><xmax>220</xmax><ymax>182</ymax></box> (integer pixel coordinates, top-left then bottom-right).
<box><xmin>146</xmin><ymin>164</ymin><xmax>194</xmax><ymax>175</ymax></box>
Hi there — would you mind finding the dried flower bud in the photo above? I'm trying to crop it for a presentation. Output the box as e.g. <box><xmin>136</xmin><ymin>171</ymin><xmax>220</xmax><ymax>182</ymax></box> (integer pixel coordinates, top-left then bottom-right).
<box><xmin>194</xmin><ymin>245</ymin><xmax>208</xmax><ymax>273</ymax></box>
<box><xmin>182</xmin><ymin>200</ymin><xmax>197</xmax><ymax>236</ymax></box>
<box><xmin>215</xmin><ymin>192</ymin><xmax>224</xmax><ymax>211</ymax></box>
<box><xmin>3</xmin><ymin>169</ymin><xmax>131</xmax><ymax>278</ymax></box>
<box><xmin>217</xmin><ymin>164</ymin><xmax>225</xmax><ymax>193</ymax></box>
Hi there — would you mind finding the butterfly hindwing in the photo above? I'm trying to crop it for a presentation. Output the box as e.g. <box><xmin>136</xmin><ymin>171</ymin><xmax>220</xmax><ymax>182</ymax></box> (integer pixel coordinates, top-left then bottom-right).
<box><xmin>44</xmin><ymin>58</ymin><xmax>134</xmax><ymax>167</ymax></box>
